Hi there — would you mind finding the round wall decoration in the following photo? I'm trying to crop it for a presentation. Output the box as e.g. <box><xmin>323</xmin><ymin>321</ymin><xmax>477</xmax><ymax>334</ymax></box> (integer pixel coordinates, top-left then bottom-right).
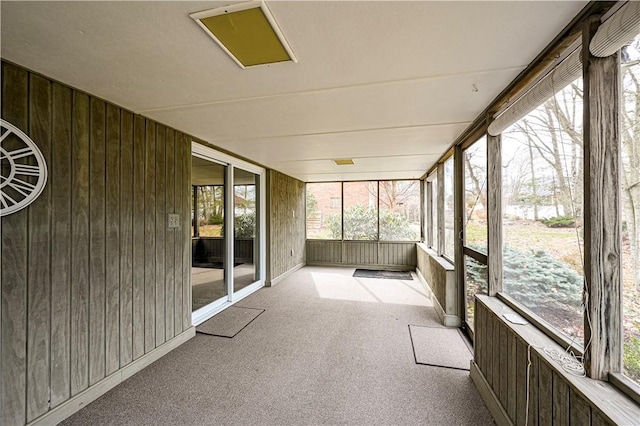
<box><xmin>1</xmin><ymin>119</ymin><xmax>48</xmax><ymax>217</ymax></box>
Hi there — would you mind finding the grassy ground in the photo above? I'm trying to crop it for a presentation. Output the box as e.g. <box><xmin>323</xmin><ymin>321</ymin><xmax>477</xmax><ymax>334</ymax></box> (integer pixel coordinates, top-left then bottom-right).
<box><xmin>466</xmin><ymin>219</ymin><xmax>640</xmax><ymax>381</ymax></box>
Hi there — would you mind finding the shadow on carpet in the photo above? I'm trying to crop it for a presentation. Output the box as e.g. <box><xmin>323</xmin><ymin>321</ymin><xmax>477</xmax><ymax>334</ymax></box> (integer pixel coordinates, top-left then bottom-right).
<box><xmin>197</xmin><ymin>306</ymin><xmax>264</xmax><ymax>338</ymax></box>
<box><xmin>408</xmin><ymin>325</ymin><xmax>472</xmax><ymax>371</ymax></box>
<box><xmin>353</xmin><ymin>269</ymin><xmax>413</xmax><ymax>280</ymax></box>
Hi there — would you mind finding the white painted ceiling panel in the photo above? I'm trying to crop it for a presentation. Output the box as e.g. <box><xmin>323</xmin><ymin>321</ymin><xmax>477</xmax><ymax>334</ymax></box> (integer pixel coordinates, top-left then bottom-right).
<box><xmin>0</xmin><ymin>0</ymin><xmax>589</xmax><ymax>182</ymax></box>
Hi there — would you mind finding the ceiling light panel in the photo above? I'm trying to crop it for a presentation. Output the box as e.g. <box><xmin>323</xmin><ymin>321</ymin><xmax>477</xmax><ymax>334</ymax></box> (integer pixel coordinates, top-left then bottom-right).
<box><xmin>191</xmin><ymin>1</ymin><xmax>297</xmax><ymax>69</ymax></box>
<box><xmin>333</xmin><ymin>159</ymin><xmax>354</xmax><ymax>165</ymax></box>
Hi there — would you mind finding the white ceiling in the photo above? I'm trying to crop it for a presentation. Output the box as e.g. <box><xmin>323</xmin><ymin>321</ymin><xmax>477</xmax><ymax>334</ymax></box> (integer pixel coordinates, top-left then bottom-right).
<box><xmin>1</xmin><ymin>1</ymin><xmax>588</xmax><ymax>182</ymax></box>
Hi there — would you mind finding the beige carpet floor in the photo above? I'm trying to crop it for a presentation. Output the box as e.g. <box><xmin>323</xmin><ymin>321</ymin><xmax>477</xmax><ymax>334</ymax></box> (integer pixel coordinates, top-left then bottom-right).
<box><xmin>61</xmin><ymin>266</ymin><xmax>493</xmax><ymax>426</ymax></box>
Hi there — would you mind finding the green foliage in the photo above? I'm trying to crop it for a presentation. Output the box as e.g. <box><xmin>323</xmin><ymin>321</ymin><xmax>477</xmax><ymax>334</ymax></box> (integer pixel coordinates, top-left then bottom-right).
<box><xmin>540</xmin><ymin>216</ymin><xmax>575</xmax><ymax>228</ymax></box>
<box><xmin>306</xmin><ymin>192</ymin><xmax>319</xmax><ymax>216</ymax></box>
<box><xmin>325</xmin><ymin>205</ymin><xmax>417</xmax><ymax>240</ymax></box>
<box><xmin>624</xmin><ymin>335</ymin><xmax>640</xmax><ymax>382</ymax></box>
<box><xmin>207</xmin><ymin>213</ymin><xmax>223</xmax><ymax>225</ymax></box>
<box><xmin>234</xmin><ymin>212</ymin><xmax>255</xmax><ymax>238</ymax></box>
<box><xmin>467</xmin><ymin>243</ymin><xmax>583</xmax><ymax>309</ymax></box>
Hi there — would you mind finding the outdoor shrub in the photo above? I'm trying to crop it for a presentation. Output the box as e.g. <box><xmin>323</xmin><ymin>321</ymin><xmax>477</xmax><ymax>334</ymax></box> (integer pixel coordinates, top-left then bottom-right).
<box><xmin>208</xmin><ymin>213</ymin><xmax>223</xmax><ymax>225</ymax></box>
<box><xmin>325</xmin><ymin>205</ymin><xmax>416</xmax><ymax>240</ymax></box>
<box><xmin>234</xmin><ymin>212</ymin><xmax>255</xmax><ymax>238</ymax></box>
<box><xmin>467</xmin><ymin>243</ymin><xmax>583</xmax><ymax>309</ymax></box>
<box><xmin>540</xmin><ymin>216</ymin><xmax>575</xmax><ymax>228</ymax></box>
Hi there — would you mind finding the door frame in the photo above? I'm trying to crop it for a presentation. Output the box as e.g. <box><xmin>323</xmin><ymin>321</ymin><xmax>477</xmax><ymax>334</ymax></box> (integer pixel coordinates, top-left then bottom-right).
<box><xmin>191</xmin><ymin>142</ymin><xmax>266</xmax><ymax>326</ymax></box>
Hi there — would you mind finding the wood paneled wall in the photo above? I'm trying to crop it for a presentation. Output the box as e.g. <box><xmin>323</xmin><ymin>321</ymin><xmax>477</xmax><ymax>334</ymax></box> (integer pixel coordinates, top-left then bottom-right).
<box><xmin>474</xmin><ymin>295</ymin><xmax>640</xmax><ymax>426</ymax></box>
<box><xmin>1</xmin><ymin>61</ymin><xmax>192</xmax><ymax>425</ymax></box>
<box><xmin>416</xmin><ymin>244</ymin><xmax>458</xmax><ymax>326</ymax></box>
<box><xmin>306</xmin><ymin>240</ymin><xmax>417</xmax><ymax>269</ymax></box>
<box><xmin>266</xmin><ymin>170</ymin><xmax>306</xmax><ymax>283</ymax></box>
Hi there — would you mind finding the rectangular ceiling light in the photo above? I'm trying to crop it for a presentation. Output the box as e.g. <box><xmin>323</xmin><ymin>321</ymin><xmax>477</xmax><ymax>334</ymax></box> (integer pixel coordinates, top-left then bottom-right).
<box><xmin>190</xmin><ymin>1</ymin><xmax>297</xmax><ymax>69</ymax></box>
<box><xmin>333</xmin><ymin>159</ymin><xmax>354</xmax><ymax>166</ymax></box>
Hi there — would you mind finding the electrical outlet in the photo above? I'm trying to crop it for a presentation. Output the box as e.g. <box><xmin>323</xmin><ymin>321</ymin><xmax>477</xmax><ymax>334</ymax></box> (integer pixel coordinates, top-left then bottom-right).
<box><xmin>168</xmin><ymin>214</ymin><xmax>180</xmax><ymax>229</ymax></box>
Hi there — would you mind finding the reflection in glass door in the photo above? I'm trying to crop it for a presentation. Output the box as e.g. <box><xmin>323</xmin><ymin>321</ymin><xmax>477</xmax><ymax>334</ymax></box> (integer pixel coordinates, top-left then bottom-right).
<box><xmin>233</xmin><ymin>168</ymin><xmax>260</xmax><ymax>293</ymax></box>
<box><xmin>191</xmin><ymin>155</ymin><xmax>227</xmax><ymax>312</ymax></box>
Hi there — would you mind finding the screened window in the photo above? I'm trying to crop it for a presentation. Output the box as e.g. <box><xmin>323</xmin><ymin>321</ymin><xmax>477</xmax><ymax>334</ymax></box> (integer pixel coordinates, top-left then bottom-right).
<box><xmin>501</xmin><ymin>76</ymin><xmax>585</xmax><ymax>342</ymax></box>
<box><xmin>379</xmin><ymin>180</ymin><xmax>420</xmax><ymax>241</ymax></box>
<box><xmin>430</xmin><ymin>176</ymin><xmax>438</xmax><ymax>250</ymax></box>
<box><xmin>622</xmin><ymin>33</ymin><xmax>640</xmax><ymax>385</ymax></box>
<box><xmin>306</xmin><ymin>182</ymin><xmax>342</xmax><ymax>239</ymax></box>
<box><xmin>443</xmin><ymin>157</ymin><xmax>455</xmax><ymax>259</ymax></box>
<box><xmin>464</xmin><ymin>137</ymin><xmax>488</xmax><ymax>253</ymax></box>
<box><xmin>343</xmin><ymin>181</ymin><xmax>378</xmax><ymax>240</ymax></box>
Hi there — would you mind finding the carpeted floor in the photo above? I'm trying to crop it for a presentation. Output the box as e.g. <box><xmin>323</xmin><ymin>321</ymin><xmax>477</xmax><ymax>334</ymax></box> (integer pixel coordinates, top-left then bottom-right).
<box><xmin>61</xmin><ymin>266</ymin><xmax>493</xmax><ymax>426</ymax></box>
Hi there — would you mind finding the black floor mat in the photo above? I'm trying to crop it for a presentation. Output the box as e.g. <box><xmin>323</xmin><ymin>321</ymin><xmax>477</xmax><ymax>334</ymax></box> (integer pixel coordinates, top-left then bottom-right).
<box><xmin>353</xmin><ymin>269</ymin><xmax>413</xmax><ymax>280</ymax></box>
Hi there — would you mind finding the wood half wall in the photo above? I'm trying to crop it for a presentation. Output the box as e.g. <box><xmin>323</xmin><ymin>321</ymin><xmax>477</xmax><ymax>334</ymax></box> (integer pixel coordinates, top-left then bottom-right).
<box><xmin>306</xmin><ymin>240</ymin><xmax>417</xmax><ymax>270</ymax></box>
<box><xmin>1</xmin><ymin>61</ymin><xmax>194</xmax><ymax>425</ymax></box>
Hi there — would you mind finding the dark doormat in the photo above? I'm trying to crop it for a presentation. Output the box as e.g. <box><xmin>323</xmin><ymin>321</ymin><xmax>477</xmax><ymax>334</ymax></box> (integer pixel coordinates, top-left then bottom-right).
<box><xmin>196</xmin><ymin>306</ymin><xmax>264</xmax><ymax>338</ymax></box>
<box><xmin>353</xmin><ymin>269</ymin><xmax>413</xmax><ymax>280</ymax></box>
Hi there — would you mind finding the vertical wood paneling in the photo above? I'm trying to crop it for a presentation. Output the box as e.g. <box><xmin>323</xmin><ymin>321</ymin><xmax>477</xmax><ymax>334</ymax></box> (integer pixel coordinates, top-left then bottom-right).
<box><xmin>144</xmin><ymin>121</ymin><xmax>157</xmax><ymax>352</ymax></box>
<box><xmin>132</xmin><ymin>115</ymin><xmax>146</xmax><ymax>359</ymax></box>
<box><xmin>155</xmin><ymin>125</ymin><xmax>166</xmax><ymax>346</ymax></box>
<box><xmin>1</xmin><ymin>62</ymin><xmax>29</xmax><ymax>426</ymax></box>
<box><xmin>529</xmin><ymin>350</ymin><xmax>540</xmax><ymax>426</ymax></box>
<box><xmin>174</xmin><ymin>133</ymin><xmax>184</xmax><ymax>334</ymax></box>
<box><xmin>569</xmin><ymin>390</ymin><xmax>591</xmax><ymax>425</ymax></box>
<box><xmin>70</xmin><ymin>91</ymin><xmax>90</xmax><ymax>396</ymax></box>
<box><xmin>105</xmin><ymin>104</ymin><xmax>121</xmax><ymax>375</ymax></box>
<box><xmin>498</xmin><ymin>322</ymin><xmax>508</xmax><ymax>408</ymax></box>
<box><xmin>486</xmin><ymin>313</ymin><xmax>493</xmax><ymax>387</ymax></box>
<box><xmin>515</xmin><ymin>338</ymin><xmax>527</xmax><ymax>426</ymax></box>
<box><xmin>492</xmin><ymin>314</ymin><xmax>500</xmax><ymax>390</ymax></box>
<box><xmin>50</xmin><ymin>82</ymin><xmax>72</xmax><ymax>408</ymax></box>
<box><xmin>552</xmin><ymin>371</ymin><xmax>570</xmax><ymax>425</ymax></box>
<box><xmin>26</xmin><ymin>73</ymin><xmax>52</xmax><ymax>421</ymax></box>
<box><xmin>165</xmin><ymin>129</ymin><xmax>175</xmax><ymax>340</ymax></box>
<box><xmin>538</xmin><ymin>359</ymin><xmax>553</xmax><ymax>426</ymax></box>
<box><xmin>1</xmin><ymin>61</ymin><xmax>193</xmax><ymax>425</ymax></box>
<box><xmin>89</xmin><ymin>98</ymin><xmax>106</xmax><ymax>385</ymax></box>
<box><xmin>119</xmin><ymin>111</ymin><xmax>134</xmax><ymax>366</ymax></box>
<box><xmin>181</xmin><ymin>133</ymin><xmax>191</xmax><ymax>330</ymax></box>
<box><xmin>507</xmin><ymin>328</ymin><xmax>517</xmax><ymax>421</ymax></box>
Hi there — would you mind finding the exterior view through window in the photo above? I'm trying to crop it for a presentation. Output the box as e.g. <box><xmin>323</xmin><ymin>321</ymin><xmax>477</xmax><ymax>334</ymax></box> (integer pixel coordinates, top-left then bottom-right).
<box><xmin>502</xmin><ymin>75</ymin><xmax>585</xmax><ymax>343</ymax></box>
<box><xmin>306</xmin><ymin>182</ymin><xmax>342</xmax><ymax>239</ymax></box>
<box><xmin>444</xmin><ymin>157</ymin><xmax>455</xmax><ymax>259</ymax></box>
<box><xmin>306</xmin><ymin>180</ymin><xmax>420</xmax><ymax>241</ymax></box>
<box><xmin>464</xmin><ymin>136</ymin><xmax>488</xmax><ymax>330</ymax></box>
<box><xmin>622</xmin><ymin>33</ymin><xmax>640</xmax><ymax>385</ymax></box>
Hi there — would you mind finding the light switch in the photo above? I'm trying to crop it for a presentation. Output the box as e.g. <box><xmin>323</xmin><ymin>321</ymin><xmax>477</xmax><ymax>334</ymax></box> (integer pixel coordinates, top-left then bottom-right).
<box><xmin>168</xmin><ymin>214</ymin><xmax>180</xmax><ymax>229</ymax></box>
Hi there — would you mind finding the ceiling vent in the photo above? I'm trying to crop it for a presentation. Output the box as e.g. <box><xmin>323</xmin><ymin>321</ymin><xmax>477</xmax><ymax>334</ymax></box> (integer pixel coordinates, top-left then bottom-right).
<box><xmin>190</xmin><ymin>1</ymin><xmax>297</xmax><ymax>69</ymax></box>
<box><xmin>333</xmin><ymin>159</ymin><xmax>354</xmax><ymax>166</ymax></box>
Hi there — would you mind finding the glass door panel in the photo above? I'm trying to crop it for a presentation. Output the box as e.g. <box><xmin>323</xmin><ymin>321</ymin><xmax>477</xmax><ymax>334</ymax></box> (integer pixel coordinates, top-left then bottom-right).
<box><xmin>191</xmin><ymin>155</ymin><xmax>227</xmax><ymax>312</ymax></box>
<box><xmin>233</xmin><ymin>168</ymin><xmax>259</xmax><ymax>293</ymax></box>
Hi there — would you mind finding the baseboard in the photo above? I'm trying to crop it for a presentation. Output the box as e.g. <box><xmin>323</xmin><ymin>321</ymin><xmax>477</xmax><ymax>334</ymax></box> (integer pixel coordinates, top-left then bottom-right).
<box><xmin>431</xmin><ymin>291</ymin><xmax>461</xmax><ymax>327</ymax></box>
<box><xmin>470</xmin><ymin>361</ymin><xmax>513</xmax><ymax>426</ymax></box>
<box><xmin>28</xmin><ymin>327</ymin><xmax>196</xmax><ymax>426</ymax></box>
<box><xmin>267</xmin><ymin>262</ymin><xmax>305</xmax><ymax>287</ymax></box>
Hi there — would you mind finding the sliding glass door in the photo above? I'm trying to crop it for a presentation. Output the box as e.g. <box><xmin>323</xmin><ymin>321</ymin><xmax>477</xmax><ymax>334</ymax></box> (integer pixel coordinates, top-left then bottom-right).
<box><xmin>191</xmin><ymin>144</ymin><xmax>265</xmax><ymax>325</ymax></box>
<box><xmin>191</xmin><ymin>156</ymin><xmax>227</xmax><ymax>312</ymax></box>
<box><xmin>233</xmin><ymin>168</ymin><xmax>260</xmax><ymax>293</ymax></box>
